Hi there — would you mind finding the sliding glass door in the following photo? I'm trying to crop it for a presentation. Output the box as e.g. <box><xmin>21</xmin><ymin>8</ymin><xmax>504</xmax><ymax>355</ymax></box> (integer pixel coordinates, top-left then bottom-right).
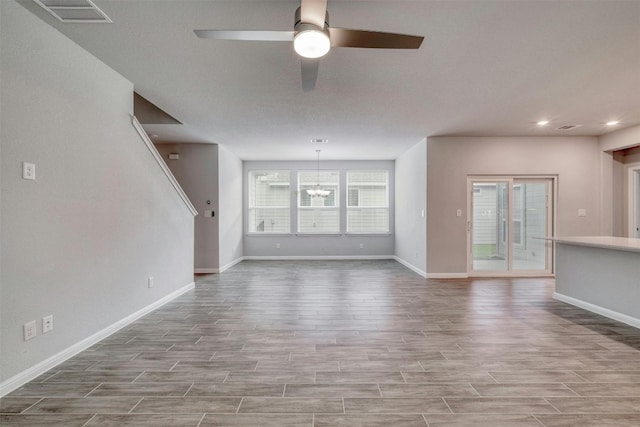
<box><xmin>469</xmin><ymin>178</ymin><xmax>553</xmax><ymax>275</ymax></box>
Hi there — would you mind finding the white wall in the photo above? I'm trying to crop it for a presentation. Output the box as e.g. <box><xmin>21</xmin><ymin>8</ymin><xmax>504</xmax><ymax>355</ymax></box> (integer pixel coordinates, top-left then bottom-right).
<box><xmin>1</xmin><ymin>0</ymin><xmax>194</xmax><ymax>387</ymax></box>
<box><xmin>243</xmin><ymin>160</ymin><xmax>395</xmax><ymax>257</ymax></box>
<box><xmin>394</xmin><ymin>139</ymin><xmax>427</xmax><ymax>276</ymax></box>
<box><xmin>427</xmin><ymin>136</ymin><xmax>601</xmax><ymax>275</ymax></box>
<box><xmin>156</xmin><ymin>144</ymin><xmax>219</xmax><ymax>272</ymax></box>
<box><xmin>218</xmin><ymin>145</ymin><xmax>244</xmax><ymax>270</ymax></box>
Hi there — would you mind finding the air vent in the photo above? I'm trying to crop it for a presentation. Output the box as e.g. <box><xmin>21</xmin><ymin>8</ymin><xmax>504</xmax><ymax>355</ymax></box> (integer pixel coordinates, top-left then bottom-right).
<box><xmin>310</xmin><ymin>138</ymin><xmax>328</xmax><ymax>144</ymax></box>
<box><xmin>556</xmin><ymin>124</ymin><xmax>582</xmax><ymax>131</ymax></box>
<box><xmin>34</xmin><ymin>0</ymin><xmax>112</xmax><ymax>23</ymax></box>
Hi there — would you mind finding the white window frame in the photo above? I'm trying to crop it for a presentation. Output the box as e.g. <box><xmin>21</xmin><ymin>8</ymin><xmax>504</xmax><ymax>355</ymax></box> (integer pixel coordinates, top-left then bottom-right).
<box><xmin>247</xmin><ymin>170</ymin><xmax>291</xmax><ymax>234</ymax></box>
<box><xmin>346</xmin><ymin>170</ymin><xmax>390</xmax><ymax>234</ymax></box>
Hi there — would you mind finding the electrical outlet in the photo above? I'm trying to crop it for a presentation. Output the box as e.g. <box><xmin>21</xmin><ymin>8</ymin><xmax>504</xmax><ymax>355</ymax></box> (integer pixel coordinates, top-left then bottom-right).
<box><xmin>24</xmin><ymin>320</ymin><xmax>37</xmax><ymax>341</ymax></box>
<box><xmin>456</xmin><ymin>209</ymin><xmax>462</xmax><ymax>217</ymax></box>
<box><xmin>276</xmin><ymin>243</ymin><xmax>281</xmax><ymax>249</ymax></box>
<box><xmin>148</xmin><ymin>277</ymin><xmax>154</xmax><ymax>288</ymax></box>
<box><xmin>42</xmin><ymin>315</ymin><xmax>53</xmax><ymax>333</ymax></box>
<box><xmin>22</xmin><ymin>162</ymin><xmax>36</xmax><ymax>180</ymax></box>
<box><xmin>359</xmin><ymin>243</ymin><xmax>364</xmax><ymax>249</ymax></box>
<box><xmin>578</xmin><ymin>208</ymin><xmax>586</xmax><ymax>217</ymax></box>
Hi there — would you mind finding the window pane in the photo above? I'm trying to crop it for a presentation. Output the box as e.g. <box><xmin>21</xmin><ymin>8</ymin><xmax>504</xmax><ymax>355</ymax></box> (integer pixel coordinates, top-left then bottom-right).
<box><xmin>248</xmin><ymin>171</ymin><xmax>290</xmax><ymax>233</ymax></box>
<box><xmin>347</xmin><ymin>171</ymin><xmax>389</xmax><ymax>233</ymax></box>
<box><xmin>298</xmin><ymin>208</ymin><xmax>340</xmax><ymax>233</ymax></box>
<box><xmin>298</xmin><ymin>170</ymin><xmax>339</xmax><ymax>207</ymax></box>
<box><xmin>297</xmin><ymin>170</ymin><xmax>340</xmax><ymax>233</ymax></box>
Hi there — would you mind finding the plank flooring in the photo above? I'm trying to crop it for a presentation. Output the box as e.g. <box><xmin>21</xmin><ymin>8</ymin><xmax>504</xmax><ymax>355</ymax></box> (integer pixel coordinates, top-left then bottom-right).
<box><xmin>2</xmin><ymin>260</ymin><xmax>640</xmax><ymax>426</ymax></box>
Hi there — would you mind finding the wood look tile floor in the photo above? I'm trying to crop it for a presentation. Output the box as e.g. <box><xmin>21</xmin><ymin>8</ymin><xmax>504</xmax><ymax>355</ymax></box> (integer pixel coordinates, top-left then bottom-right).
<box><xmin>3</xmin><ymin>260</ymin><xmax>640</xmax><ymax>426</ymax></box>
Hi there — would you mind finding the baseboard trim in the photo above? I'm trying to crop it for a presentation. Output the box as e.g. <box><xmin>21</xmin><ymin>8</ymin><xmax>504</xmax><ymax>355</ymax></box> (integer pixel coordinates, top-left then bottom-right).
<box><xmin>426</xmin><ymin>273</ymin><xmax>469</xmax><ymax>279</ymax></box>
<box><xmin>0</xmin><ymin>281</ymin><xmax>195</xmax><ymax>397</ymax></box>
<box><xmin>553</xmin><ymin>292</ymin><xmax>640</xmax><ymax>329</ymax></box>
<box><xmin>194</xmin><ymin>268</ymin><xmax>219</xmax><ymax>274</ymax></box>
<box><xmin>393</xmin><ymin>256</ymin><xmax>427</xmax><ymax>278</ymax></box>
<box><xmin>243</xmin><ymin>255</ymin><xmax>395</xmax><ymax>261</ymax></box>
<box><xmin>219</xmin><ymin>257</ymin><xmax>245</xmax><ymax>273</ymax></box>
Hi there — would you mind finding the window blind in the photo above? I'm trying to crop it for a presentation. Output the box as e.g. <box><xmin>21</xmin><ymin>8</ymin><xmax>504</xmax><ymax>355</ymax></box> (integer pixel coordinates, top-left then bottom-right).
<box><xmin>347</xmin><ymin>170</ymin><xmax>389</xmax><ymax>233</ymax></box>
<box><xmin>248</xmin><ymin>171</ymin><xmax>290</xmax><ymax>233</ymax></box>
<box><xmin>298</xmin><ymin>170</ymin><xmax>340</xmax><ymax>233</ymax></box>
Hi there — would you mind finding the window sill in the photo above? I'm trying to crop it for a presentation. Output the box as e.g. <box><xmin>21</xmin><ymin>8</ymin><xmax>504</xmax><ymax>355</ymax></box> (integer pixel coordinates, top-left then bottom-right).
<box><xmin>246</xmin><ymin>233</ymin><xmax>293</xmax><ymax>237</ymax></box>
<box><xmin>295</xmin><ymin>233</ymin><xmax>342</xmax><ymax>236</ymax></box>
<box><xmin>346</xmin><ymin>233</ymin><xmax>392</xmax><ymax>236</ymax></box>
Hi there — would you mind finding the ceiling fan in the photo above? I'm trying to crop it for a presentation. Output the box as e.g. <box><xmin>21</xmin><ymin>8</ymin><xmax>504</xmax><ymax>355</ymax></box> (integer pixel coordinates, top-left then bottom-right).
<box><xmin>194</xmin><ymin>0</ymin><xmax>424</xmax><ymax>91</ymax></box>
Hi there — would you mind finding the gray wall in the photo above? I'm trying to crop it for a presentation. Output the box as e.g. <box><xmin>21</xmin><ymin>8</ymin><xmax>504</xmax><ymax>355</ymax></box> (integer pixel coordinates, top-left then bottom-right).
<box><xmin>427</xmin><ymin>136</ymin><xmax>602</xmax><ymax>275</ymax></box>
<box><xmin>394</xmin><ymin>140</ymin><xmax>427</xmax><ymax>275</ymax></box>
<box><xmin>243</xmin><ymin>160</ymin><xmax>395</xmax><ymax>257</ymax></box>
<box><xmin>156</xmin><ymin>144</ymin><xmax>219</xmax><ymax>271</ymax></box>
<box><xmin>1</xmin><ymin>0</ymin><xmax>194</xmax><ymax>383</ymax></box>
<box><xmin>218</xmin><ymin>145</ymin><xmax>244</xmax><ymax>269</ymax></box>
<box><xmin>556</xmin><ymin>243</ymin><xmax>640</xmax><ymax>321</ymax></box>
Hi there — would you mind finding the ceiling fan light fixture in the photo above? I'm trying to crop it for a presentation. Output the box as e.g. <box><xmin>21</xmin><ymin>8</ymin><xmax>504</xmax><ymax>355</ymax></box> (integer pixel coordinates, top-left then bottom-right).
<box><xmin>294</xmin><ymin>25</ymin><xmax>330</xmax><ymax>58</ymax></box>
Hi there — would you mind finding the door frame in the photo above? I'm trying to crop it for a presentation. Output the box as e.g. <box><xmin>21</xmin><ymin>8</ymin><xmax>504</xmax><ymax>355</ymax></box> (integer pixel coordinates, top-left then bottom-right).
<box><xmin>628</xmin><ymin>164</ymin><xmax>640</xmax><ymax>238</ymax></box>
<box><xmin>467</xmin><ymin>175</ymin><xmax>556</xmax><ymax>277</ymax></box>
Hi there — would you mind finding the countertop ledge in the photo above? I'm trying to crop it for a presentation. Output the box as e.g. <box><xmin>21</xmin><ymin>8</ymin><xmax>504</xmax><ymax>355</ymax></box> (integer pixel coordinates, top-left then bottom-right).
<box><xmin>551</xmin><ymin>236</ymin><xmax>640</xmax><ymax>253</ymax></box>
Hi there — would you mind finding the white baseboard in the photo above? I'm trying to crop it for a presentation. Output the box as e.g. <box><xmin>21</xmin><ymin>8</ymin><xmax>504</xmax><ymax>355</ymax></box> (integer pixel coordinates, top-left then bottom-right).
<box><xmin>553</xmin><ymin>292</ymin><xmax>640</xmax><ymax>329</ymax></box>
<box><xmin>194</xmin><ymin>268</ymin><xmax>219</xmax><ymax>274</ymax></box>
<box><xmin>426</xmin><ymin>273</ymin><xmax>469</xmax><ymax>279</ymax></box>
<box><xmin>219</xmin><ymin>257</ymin><xmax>245</xmax><ymax>273</ymax></box>
<box><xmin>393</xmin><ymin>256</ymin><xmax>427</xmax><ymax>278</ymax></box>
<box><xmin>0</xmin><ymin>281</ymin><xmax>195</xmax><ymax>397</ymax></box>
<box><xmin>243</xmin><ymin>255</ymin><xmax>394</xmax><ymax>261</ymax></box>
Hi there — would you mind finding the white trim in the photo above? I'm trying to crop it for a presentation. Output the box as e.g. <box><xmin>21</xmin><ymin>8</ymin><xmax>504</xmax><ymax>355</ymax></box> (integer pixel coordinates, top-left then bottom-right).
<box><xmin>194</xmin><ymin>268</ymin><xmax>219</xmax><ymax>274</ymax></box>
<box><xmin>0</xmin><ymin>281</ymin><xmax>195</xmax><ymax>397</ymax></box>
<box><xmin>469</xmin><ymin>272</ymin><xmax>554</xmax><ymax>278</ymax></box>
<box><xmin>219</xmin><ymin>257</ymin><xmax>245</xmax><ymax>273</ymax></box>
<box><xmin>243</xmin><ymin>255</ymin><xmax>394</xmax><ymax>261</ymax></box>
<box><xmin>553</xmin><ymin>292</ymin><xmax>640</xmax><ymax>329</ymax></box>
<box><xmin>628</xmin><ymin>163</ymin><xmax>640</xmax><ymax>238</ymax></box>
<box><xmin>393</xmin><ymin>256</ymin><xmax>427</xmax><ymax>278</ymax></box>
<box><xmin>131</xmin><ymin>115</ymin><xmax>197</xmax><ymax>217</ymax></box>
<box><xmin>426</xmin><ymin>273</ymin><xmax>469</xmax><ymax>279</ymax></box>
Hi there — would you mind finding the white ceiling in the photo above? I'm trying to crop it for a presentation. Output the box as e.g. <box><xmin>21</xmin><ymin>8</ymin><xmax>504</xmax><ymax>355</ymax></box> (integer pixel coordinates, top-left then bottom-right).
<box><xmin>17</xmin><ymin>0</ymin><xmax>640</xmax><ymax>160</ymax></box>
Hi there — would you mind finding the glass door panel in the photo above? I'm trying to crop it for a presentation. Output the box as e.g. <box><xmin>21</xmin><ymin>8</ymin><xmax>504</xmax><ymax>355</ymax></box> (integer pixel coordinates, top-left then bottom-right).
<box><xmin>471</xmin><ymin>182</ymin><xmax>509</xmax><ymax>271</ymax></box>
<box><xmin>512</xmin><ymin>180</ymin><xmax>550</xmax><ymax>272</ymax></box>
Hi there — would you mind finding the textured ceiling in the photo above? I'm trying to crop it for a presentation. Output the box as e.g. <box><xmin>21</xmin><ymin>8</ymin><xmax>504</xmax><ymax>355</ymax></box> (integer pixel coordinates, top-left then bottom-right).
<box><xmin>17</xmin><ymin>0</ymin><xmax>640</xmax><ymax>160</ymax></box>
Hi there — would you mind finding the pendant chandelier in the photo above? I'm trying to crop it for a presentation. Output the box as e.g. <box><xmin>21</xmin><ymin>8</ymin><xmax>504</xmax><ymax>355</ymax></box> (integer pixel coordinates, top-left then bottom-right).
<box><xmin>306</xmin><ymin>149</ymin><xmax>330</xmax><ymax>198</ymax></box>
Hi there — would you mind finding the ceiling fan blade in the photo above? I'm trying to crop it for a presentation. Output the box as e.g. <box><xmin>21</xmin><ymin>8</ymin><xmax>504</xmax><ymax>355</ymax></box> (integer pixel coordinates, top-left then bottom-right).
<box><xmin>194</xmin><ymin>30</ymin><xmax>294</xmax><ymax>42</ymax></box>
<box><xmin>301</xmin><ymin>58</ymin><xmax>320</xmax><ymax>92</ymax></box>
<box><xmin>300</xmin><ymin>0</ymin><xmax>327</xmax><ymax>28</ymax></box>
<box><xmin>328</xmin><ymin>28</ymin><xmax>424</xmax><ymax>49</ymax></box>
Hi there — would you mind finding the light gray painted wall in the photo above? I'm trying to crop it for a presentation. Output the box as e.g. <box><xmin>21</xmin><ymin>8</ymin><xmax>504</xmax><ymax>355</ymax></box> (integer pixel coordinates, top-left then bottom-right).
<box><xmin>556</xmin><ymin>243</ymin><xmax>640</xmax><ymax>321</ymax></box>
<box><xmin>243</xmin><ymin>160</ymin><xmax>395</xmax><ymax>257</ymax></box>
<box><xmin>394</xmin><ymin>140</ymin><xmax>426</xmax><ymax>274</ymax></box>
<box><xmin>218</xmin><ymin>145</ymin><xmax>244</xmax><ymax>269</ymax></box>
<box><xmin>427</xmin><ymin>136</ymin><xmax>601</xmax><ymax>274</ymax></box>
<box><xmin>0</xmin><ymin>0</ymin><xmax>194</xmax><ymax>382</ymax></box>
<box><xmin>156</xmin><ymin>144</ymin><xmax>219</xmax><ymax>270</ymax></box>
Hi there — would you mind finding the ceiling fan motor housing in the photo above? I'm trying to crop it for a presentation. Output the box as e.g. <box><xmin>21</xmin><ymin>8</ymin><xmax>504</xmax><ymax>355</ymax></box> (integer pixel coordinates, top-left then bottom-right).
<box><xmin>294</xmin><ymin>6</ymin><xmax>329</xmax><ymax>29</ymax></box>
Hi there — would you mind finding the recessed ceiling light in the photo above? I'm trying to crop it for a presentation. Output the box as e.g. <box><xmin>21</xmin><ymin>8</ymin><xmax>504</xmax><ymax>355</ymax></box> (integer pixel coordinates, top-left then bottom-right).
<box><xmin>537</xmin><ymin>120</ymin><xmax>549</xmax><ymax>126</ymax></box>
<box><xmin>606</xmin><ymin>120</ymin><xmax>620</xmax><ymax>126</ymax></box>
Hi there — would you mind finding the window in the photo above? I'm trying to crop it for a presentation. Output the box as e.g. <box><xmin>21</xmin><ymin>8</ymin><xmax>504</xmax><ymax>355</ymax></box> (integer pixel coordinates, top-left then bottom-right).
<box><xmin>248</xmin><ymin>171</ymin><xmax>290</xmax><ymax>233</ymax></box>
<box><xmin>298</xmin><ymin>170</ymin><xmax>340</xmax><ymax>233</ymax></box>
<box><xmin>347</xmin><ymin>170</ymin><xmax>389</xmax><ymax>233</ymax></box>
